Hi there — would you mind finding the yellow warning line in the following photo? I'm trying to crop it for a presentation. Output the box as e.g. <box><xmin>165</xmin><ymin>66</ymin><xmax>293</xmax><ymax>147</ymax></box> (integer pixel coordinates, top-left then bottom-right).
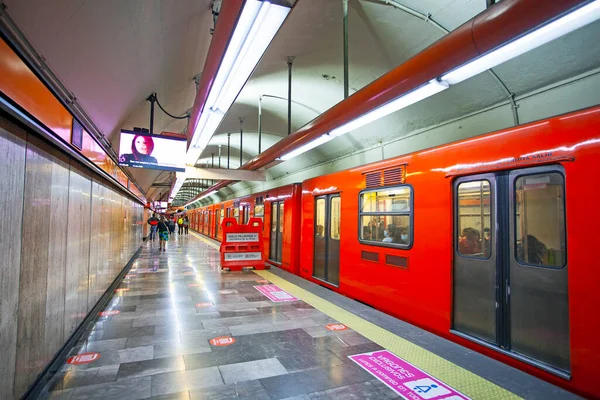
<box><xmin>254</xmin><ymin>269</ymin><xmax>521</xmax><ymax>400</ymax></box>
<box><xmin>189</xmin><ymin>230</ymin><xmax>220</xmax><ymax>250</ymax></box>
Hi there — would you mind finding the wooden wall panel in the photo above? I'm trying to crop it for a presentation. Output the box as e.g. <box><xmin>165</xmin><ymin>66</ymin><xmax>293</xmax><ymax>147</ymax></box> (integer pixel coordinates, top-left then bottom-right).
<box><xmin>64</xmin><ymin>167</ymin><xmax>92</xmax><ymax>339</ymax></box>
<box><xmin>15</xmin><ymin>141</ymin><xmax>53</xmax><ymax>397</ymax></box>
<box><xmin>0</xmin><ymin>120</ymin><xmax>27</xmax><ymax>400</ymax></box>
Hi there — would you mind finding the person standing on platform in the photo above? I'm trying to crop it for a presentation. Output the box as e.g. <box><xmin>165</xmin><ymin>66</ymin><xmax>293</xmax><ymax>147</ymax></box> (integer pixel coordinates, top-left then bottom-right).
<box><xmin>147</xmin><ymin>213</ymin><xmax>159</xmax><ymax>241</ymax></box>
<box><xmin>184</xmin><ymin>215</ymin><xmax>190</xmax><ymax>235</ymax></box>
<box><xmin>168</xmin><ymin>216</ymin><xmax>176</xmax><ymax>236</ymax></box>
<box><xmin>157</xmin><ymin>216</ymin><xmax>169</xmax><ymax>252</ymax></box>
<box><xmin>177</xmin><ymin>215</ymin><xmax>184</xmax><ymax>235</ymax></box>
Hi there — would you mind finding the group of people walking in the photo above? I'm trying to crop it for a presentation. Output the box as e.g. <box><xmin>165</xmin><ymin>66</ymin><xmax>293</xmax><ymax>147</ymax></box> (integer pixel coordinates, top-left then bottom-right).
<box><xmin>147</xmin><ymin>213</ymin><xmax>189</xmax><ymax>252</ymax></box>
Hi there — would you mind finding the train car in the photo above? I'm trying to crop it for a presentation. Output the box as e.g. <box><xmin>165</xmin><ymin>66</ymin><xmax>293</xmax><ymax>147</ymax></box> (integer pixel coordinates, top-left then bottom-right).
<box><xmin>237</xmin><ymin>184</ymin><xmax>302</xmax><ymax>274</ymax></box>
<box><xmin>298</xmin><ymin>106</ymin><xmax>600</xmax><ymax>398</ymax></box>
<box><xmin>192</xmin><ymin>184</ymin><xmax>303</xmax><ymax>274</ymax></box>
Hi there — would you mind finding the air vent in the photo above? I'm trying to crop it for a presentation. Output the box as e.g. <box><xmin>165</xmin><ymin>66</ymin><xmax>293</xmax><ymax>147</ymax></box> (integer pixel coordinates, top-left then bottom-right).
<box><xmin>365</xmin><ymin>172</ymin><xmax>382</xmax><ymax>188</ymax></box>
<box><xmin>361</xmin><ymin>251</ymin><xmax>379</xmax><ymax>262</ymax></box>
<box><xmin>384</xmin><ymin>167</ymin><xmax>405</xmax><ymax>186</ymax></box>
<box><xmin>386</xmin><ymin>254</ymin><xmax>408</xmax><ymax>268</ymax></box>
<box><xmin>233</xmin><ymin>200</ymin><xmax>240</xmax><ymax>208</ymax></box>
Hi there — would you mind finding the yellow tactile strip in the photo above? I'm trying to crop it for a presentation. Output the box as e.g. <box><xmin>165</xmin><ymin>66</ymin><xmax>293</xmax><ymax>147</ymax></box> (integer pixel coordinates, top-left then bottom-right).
<box><xmin>254</xmin><ymin>270</ymin><xmax>521</xmax><ymax>400</ymax></box>
<box><xmin>190</xmin><ymin>231</ymin><xmax>220</xmax><ymax>250</ymax></box>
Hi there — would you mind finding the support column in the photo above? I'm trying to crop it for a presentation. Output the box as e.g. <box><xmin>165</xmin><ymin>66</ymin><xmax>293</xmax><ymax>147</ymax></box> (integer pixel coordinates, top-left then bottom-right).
<box><xmin>218</xmin><ymin>145</ymin><xmax>222</xmax><ymax>168</ymax></box>
<box><xmin>148</xmin><ymin>93</ymin><xmax>156</xmax><ymax>133</ymax></box>
<box><xmin>258</xmin><ymin>95</ymin><xmax>263</xmax><ymax>154</ymax></box>
<box><xmin>343</xmin><ymin>0</ymin><xmax>349</xmax><ymax>99</ymax></box>
<box><xmin>227</xmin><ymin>133</ymin><xmax>231</xmax><ymax>168</ymax></box>
<box><xmin>287</xmin><ymin>57</ymin><xmax>295</xmax><ymax>135</ymax></box>
<box><xmin>239</xmin><ymin>119</ymin><xmax>244</xmax><ymax>167</ymax></box>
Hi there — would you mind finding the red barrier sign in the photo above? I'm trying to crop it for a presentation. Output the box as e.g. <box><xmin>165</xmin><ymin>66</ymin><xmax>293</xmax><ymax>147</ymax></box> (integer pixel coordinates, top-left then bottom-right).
<box><xmin>326</xmin><ymin>323</ymin><xmax>348</xmax><ymax>331</ymax></box>
<box><xmin>210</xmin><ymin>336</ymin><xmax>236</xmax><ymax>346</ymax></box>
<box><xmin>67</xmin><ymin>352</ymin><xmax>100</xmax><ymax>365</ymax></box>
<box><xmin>219</xmin><ymin>218</ymin><xmax>266</xmax><ymax>272</ymax></box>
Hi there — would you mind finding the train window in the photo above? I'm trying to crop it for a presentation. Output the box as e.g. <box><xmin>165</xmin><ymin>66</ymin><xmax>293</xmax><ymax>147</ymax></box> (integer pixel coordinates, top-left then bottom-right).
<box><xmin>279</xmin><ymin>203</ymin><xmax>284</xmax><ymax>233</ymax></box>
<box><xmin>254</xmin><ymin>204</ymin><xmax>264</xmax><ymax>221</ymax></box>
<box><xmin>330</xmin><ymin>197</ymin><xmax>341</xmax><ymax>240</ymax></box>
<box><xmin>515</xmin><ymin>173</ymin><xmax>566</xmax><ymax>268</ymax></box>
<box><xmin>457</xmin><ymin>180</ymin><xmax>491</xmax><ymax>258</ymax></box>
<box><xmin>271</xmin><ymin>203</ymin><xmax>278</xmax><ymax>234</ymax></box>
<box><xmin>316</xmin><ymin>198</ymin><xmax>326</xmax><ymax>238</ymax></box>
<box><xmin>234</xmin><ymin>207</ymin><xmax>239</xmax><ymax>217</ymax></box>
<box><xmin>359</xmin><ymin>186</ymin><xmax>412</xmax><ymax>248</ymax></box>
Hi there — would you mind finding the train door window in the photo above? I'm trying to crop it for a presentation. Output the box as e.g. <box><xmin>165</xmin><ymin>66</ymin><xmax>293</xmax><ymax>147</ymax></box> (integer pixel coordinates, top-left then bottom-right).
<box><xmin>233</xmin><ymin>206</ymin><xmax>240</xmax><ymax>223</ymax></box>
<box><xmin>359</xmin><ymin>186</ymin><xmax>412</xmax><ymax>248</ymax></box>
<box><xmin>453</xmin><ymin>166</ymin><xmax>570</xmax><ymax>374</ymax></box>
<box><xmin>243</xmin><ymin>205</ymin><xmax>250</xmax><ymax>224</ymax></box>
<box><xmin>269</xmin><ymin>202</ymin><xmax>284</xmax><ymax>263</ymax></box>
<box><xmin>254</xmin><ymin>204</ymin><xmax>264</xmax><ymax>222</ymax></box>
<box><xmin>457</xmin><ymin>181</ymin><xmax>492</xmax><ymax>258</ymax></box>
<box><xmin>514</xmin><ymin>173</ymin><xmax>566</xmax><ymax>267</ymax></box>
<box><xmin>313</xmin><ymin>195</ymin><xmax>340</xmax><ymax>285</ymax></box>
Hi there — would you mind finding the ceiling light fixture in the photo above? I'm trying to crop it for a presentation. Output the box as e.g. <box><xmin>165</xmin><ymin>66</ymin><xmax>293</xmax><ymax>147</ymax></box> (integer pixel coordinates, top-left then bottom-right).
<box><xmin>279</xmin><ymin>1</ymin><xmax>600</xmax><ymax>162</ymax></box>
<box><xmin>279</xmin><ymin>80</ymin><xmax>449</xmax><ymax>161</ymax></box>
<box><xmin>280</xmin><ymin>134</ymin><xmax>334</xmax><ymax>161</ymax></box>
<box><xmin>185</xmin><ymin>0</ymin><xmax>290</xmax><ymax>167</ymax></box>
<box><xmin>176</xmin><ymin>0</ymin><xmax>291</xmax><ymax>201</ymax></box>
<box><xmin>442</xmin><ymin>0</ymin><xmax>600</xmax><ymax>85</ymax></box>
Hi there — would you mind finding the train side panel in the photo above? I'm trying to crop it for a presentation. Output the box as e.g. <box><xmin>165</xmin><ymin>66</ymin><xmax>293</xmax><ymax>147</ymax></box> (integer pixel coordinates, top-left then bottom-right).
<box><xmin>299</xmin><ymin>106</ymin><xmax>600</xmax><ymax>398</ymax></box>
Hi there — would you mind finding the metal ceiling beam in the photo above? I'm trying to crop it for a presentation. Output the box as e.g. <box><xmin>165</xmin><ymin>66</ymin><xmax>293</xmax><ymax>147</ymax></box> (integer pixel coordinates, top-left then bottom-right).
<box><xmin>177</xmin><ymin>167</ymin><xmax>266</xmax><ymax>182</ymax></box>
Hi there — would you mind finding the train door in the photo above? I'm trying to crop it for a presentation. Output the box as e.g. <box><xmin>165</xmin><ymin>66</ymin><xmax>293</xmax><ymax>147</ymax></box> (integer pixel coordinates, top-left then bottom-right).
<box><xmin>242</xmin><ymin>205</ymin><xmax>250</xmax><ymax>224</ymax></box>
<box><xmin>453</xmin><ymin>166</ymin><xmax>569</xmax><ymax>373</ymax></box>
<box><xmin>313</xmin><ymin>195</ymin><xmax>341</xmax><ymax>285</ymax></box>
<box><xmin>269</xmin><ymin>202</ymin><xmax>284</xmax><ymax>263</ymax></box>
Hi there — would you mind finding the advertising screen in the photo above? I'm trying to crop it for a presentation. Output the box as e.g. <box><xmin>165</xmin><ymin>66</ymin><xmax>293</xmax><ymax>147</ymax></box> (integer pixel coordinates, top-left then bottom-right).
<box><xmin>118</xmin><ymin>130</ymin><xmax>186</xmax><ymax>172</ymax></box>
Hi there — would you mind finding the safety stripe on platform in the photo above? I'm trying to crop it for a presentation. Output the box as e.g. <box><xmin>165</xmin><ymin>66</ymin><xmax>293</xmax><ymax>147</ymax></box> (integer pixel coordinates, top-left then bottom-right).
<box><xmin>190</xmin><ymin>230</ymin><xmax>220</xmax><ymax>250</ymax></box>
<box><xmin>254</xmin><ymin>270</ymin><xmax>521</xmax><ymax>400</ymax></box>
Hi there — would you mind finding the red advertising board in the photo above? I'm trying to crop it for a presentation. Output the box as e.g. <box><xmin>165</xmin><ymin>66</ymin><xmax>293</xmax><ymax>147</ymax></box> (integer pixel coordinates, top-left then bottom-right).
<box><xmin>219</xmin><ymin>218</ymin><xmax>266</xmax><ymax>272</ymax></box>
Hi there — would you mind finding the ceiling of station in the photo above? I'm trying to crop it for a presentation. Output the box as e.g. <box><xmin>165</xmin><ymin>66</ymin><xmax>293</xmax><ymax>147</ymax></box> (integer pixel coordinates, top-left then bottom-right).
<box><xmin>5</xmin><ymin>0</ymin><xmax>600</xmax><ymax>203</ymax></box>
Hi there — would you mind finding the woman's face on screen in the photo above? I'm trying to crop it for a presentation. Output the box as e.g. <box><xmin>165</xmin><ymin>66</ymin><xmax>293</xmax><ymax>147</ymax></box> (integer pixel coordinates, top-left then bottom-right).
<box><xmin>135</xmin><ymin>137</ymin><xmax>149</xmax><ymax>154</ymax></box>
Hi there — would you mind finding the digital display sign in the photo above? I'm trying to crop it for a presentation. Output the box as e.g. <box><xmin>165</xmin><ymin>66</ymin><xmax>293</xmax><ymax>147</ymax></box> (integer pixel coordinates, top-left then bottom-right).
<box><xmin>118</xmin><ymin>130</ymin><xmax>186</xmax><ymax>172</ymax></box>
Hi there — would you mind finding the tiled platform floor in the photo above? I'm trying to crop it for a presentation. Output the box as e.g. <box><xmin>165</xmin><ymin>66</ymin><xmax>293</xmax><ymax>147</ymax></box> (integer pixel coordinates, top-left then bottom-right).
<box><xmin>40</xmin><ymin>235</ymin><xmax>400</xmax><ymax>400</ymax></box>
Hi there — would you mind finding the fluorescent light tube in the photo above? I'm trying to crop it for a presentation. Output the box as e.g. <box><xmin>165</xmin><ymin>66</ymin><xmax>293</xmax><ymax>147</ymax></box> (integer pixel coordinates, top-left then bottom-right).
<box><xmin>442</xmin><ymin>0</ymin><xmax>600</xmax><ymax>85</ymax></box>
<box><xmin>280</xmin><ymin>134</ymin><xmax>334</xmax><ymax>161</ymax></box>
<box><xmin>329</xmin><ymin>79</ymin><xmax>449</xmax><ymax>137</ymax></box>
<box><xmin>186</xmin><ymin>0</ymin><xmax>291</xmax><ymax>167</ymax></box>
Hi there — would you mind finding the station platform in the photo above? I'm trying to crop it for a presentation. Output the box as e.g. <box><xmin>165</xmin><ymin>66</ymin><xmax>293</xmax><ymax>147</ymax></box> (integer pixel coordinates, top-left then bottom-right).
<box><xmin>40</xmin><ymin>233</ymin><xmax>580</xmax><ymax>400</ymax></box>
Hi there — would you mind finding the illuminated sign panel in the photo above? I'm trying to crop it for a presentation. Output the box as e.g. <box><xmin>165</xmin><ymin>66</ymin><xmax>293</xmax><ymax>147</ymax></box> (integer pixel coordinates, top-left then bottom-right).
<box><xmin>118</xmin><ymin>130</ymin><xmax>186</xmax><ymax>172</ymax></box>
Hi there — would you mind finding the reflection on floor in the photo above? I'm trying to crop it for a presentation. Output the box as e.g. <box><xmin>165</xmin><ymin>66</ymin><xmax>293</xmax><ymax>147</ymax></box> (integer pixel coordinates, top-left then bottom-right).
<box><xmin>40</xmin><ymin>234</ymin><xmax>398</xmax><ymax>400</ymax></box>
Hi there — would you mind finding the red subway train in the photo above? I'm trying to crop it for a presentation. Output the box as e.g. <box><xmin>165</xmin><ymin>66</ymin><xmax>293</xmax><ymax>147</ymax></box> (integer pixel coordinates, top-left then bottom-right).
<box><xmin>188</xmin><ymin>106</ymin><xmax>600</xmax><ymax>399</ymax></box>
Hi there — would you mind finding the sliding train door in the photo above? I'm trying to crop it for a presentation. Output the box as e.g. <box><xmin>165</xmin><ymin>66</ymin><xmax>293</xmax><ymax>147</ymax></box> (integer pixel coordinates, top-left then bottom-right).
<box><xmin>453</xmin><ymin>166</ymin><xmax>569</xmax><ymax>374</ymax></box>
<box><xmin>313</xmin><ymin>194</ymin><xmax>340</xmax><ymax>285</ymax></box>
<box><xmin>508</xmin><ymin>167</ymin><xmax>569</xmax><ymax>371</ymax></box>
<box><xmin>453</xmin><ymin>175</ymin><xmax>498</xmax><ymax>344</ymax></box>
<box><xmin>269</xmin><ymin>201</ymin><xmax>284</xmax><ymax>264</ymax></box>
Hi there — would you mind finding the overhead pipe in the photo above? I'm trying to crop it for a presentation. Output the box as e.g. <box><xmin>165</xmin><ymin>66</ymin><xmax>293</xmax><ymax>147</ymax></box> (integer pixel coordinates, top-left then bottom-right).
<box><xmin>185</xmin><ymin>0</ymin><xmax>589</xmax><ymax>205</ymax></box>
